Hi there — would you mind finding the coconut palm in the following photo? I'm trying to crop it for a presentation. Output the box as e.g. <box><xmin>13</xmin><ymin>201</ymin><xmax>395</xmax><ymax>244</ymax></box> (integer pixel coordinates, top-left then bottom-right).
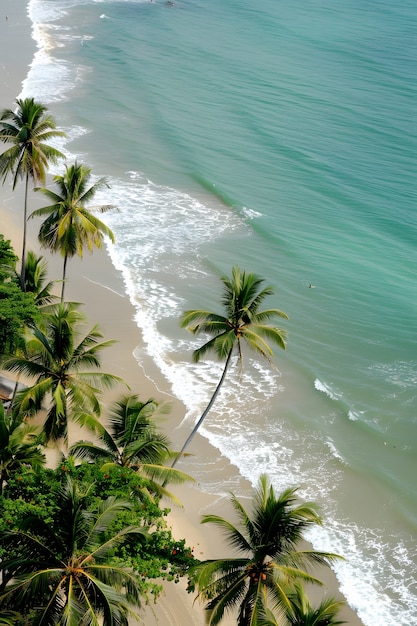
<box><xmin>174</xmin><ymin>267</ymin><xmax>288</xmax><ymax>464</ymax></box>
<box><xmin>31</xmin><ymin>161</ymin><xmax>115</xmax><ymax>300</ymax></box>
<box><xmin>0</xmin><ymin>478</ymin><xmax>146</xmax><ymax>625</ymax></box>
<box><xmin>259</xmin><ymin>583</ymin><xmax>346</xmax><ymax>626</ymax></box>
<box><xmin>0</xmin><ymin>98</ymin><xmax>65</xmax><ymax>289</ymax></box>
<box><xmin>1</xmin><ymin>302</ymin><xmax>123</xmax><ymax>443</ymax></box>
<box><xmin>189</xmin><ymin>475</ymin><xmax>341</xmax><ymax>626</ymax></box>
<box><xmin>285</xmin><ymin>583</ymin><xmax>346</xmax><ymax>626</ymax></box>
<box><xmin>22</xmin><ymin>251</ymin><xmax>57</xmax><ymax>307</ymax></box>
<box><xmin>71</xmin><ymin>393</ymin><xmax>194</xmax><ymax>504</ymax></box>
<box><xmin>0</xmin><ymin>402</ymin><xmax>45</xmax><ymax>495</ymax></box>
<box><xmin>5</xmin><ymin>252</ymin><xmax>57</xmax><ymax>414</ymax></box>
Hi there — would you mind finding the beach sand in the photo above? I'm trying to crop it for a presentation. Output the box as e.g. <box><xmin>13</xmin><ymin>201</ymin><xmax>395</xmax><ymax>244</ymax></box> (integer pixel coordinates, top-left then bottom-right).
<box><xmin>0</xmin><ymin>3</ymin><xmax>364</xmax><ymax>624</ymax></box>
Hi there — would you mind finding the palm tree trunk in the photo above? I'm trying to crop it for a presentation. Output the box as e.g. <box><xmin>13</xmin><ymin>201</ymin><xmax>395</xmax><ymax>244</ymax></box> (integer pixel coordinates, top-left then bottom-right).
<box><xmin>19</xmin><ymin>172</ymin><xmax>29</xmax><ymax>291</ymax></box>
<box><xmin>61</xmin><ymin>254</ymin><xmax>68</xmax><ymax>301</ymax></box>
<box><xmin>170</xmin><ymin>348</ymin><xmax>233</xmax><ymax>470</ymax></box>
<box><xmin>7</xmin><ymin>377</ymin><xmax>19</xmax><ymax>416</ymax></box>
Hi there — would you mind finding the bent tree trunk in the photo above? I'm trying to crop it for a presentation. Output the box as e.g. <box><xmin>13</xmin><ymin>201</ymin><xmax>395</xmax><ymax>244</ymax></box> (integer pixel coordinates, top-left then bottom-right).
<box><xmin>20</xmin><ymin>172</ymin><xmax>29</xmax><ymax>291</ymax></box>
<box><xmin>61</xmin><ymin>254</ymin><xmax>68</xmax><ymax>301</ymax></box>
<box><xmin>170</xmin><ymin>348</ymin><xmax>233</xmax><ymax>470</ymax></box>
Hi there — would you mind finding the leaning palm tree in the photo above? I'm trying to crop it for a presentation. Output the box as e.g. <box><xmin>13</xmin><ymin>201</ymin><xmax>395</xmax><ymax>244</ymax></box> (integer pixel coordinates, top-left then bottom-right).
<box><xmin>1</xmin><ymin>302</ymin><xmax>123</xmax><ymax>443</ymax></box>
<box><xmin>189</xmin><ymin>475</ymin><xmax>341</xmax><ymax>626</ymax></box>
<box><xmin>71</xmin><ymin>393</ymin><xmax>194</xmax><ymax>504</ymax></box>
<box><xmin>0</xmin><ymin>401</ymin><xmax>45</xmax><ymax>495</ymax></box>
<box><xmin>0</xmin><ymin>98</ymin><xmax>65</xmax><ymax>289</ymax></box>
<box><xmin>31</xmin><ymin>161</ymin><xmax>115</xmax><ymax>300</ymax></box>
<box><xmin>174</xmin><ymin>267</ymin><xmax>288</xmax><ymax>464</ymax></box>
<box><xmin>0</xmin><ymin>478</ymin><xmax>146</xmax><ymax>625</ymax></box>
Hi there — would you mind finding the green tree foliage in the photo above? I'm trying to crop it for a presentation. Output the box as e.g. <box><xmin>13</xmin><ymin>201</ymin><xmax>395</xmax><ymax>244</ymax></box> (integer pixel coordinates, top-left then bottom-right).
<box><xmin>32</xmin><ymin>161</ymin><xmax>115</xmax><ymax>300</ymax></box>
<box><xmin>0</xmin><ymin>235</ymin><xmax>40</xmax><ymax>354</ymax></box>
<box><xmin>189</xmin><ymin>475</ymin><xmax>341</xmax><ymax>626</ymax></box>
<box><xmin>0</xmin><ymin>402</ymin><xmax>45</xmax><ymax>495</ymax></box>
<box><xmin>0</xmin><ymin>282</ymin><xmax>39</xmax><ymax>355</ymax></box>
<box><xmin>0</xmin><ymin>463</ymin><xmax>198</xmax><ymax>621</ymax></box>
<box><xmin>22</xmin><ymin>251</ymin><xmax>57</xmax><ymax>307</ymax></box>
<box><xmin>259</xmin><ymin>582</ymin><xmax>346</xmax><ymax>626</ymax></box>
<box><xmin>175</xmin><ymin>267</ymin><xmax>288</xmax><ymax>463</ymax></box>
<box><xmin>1</xmin><ymin>302</ymin><xmax>122</xmax><ymax>442</ymax></box>
<box><xmin>0</xmin><ymin>610</ymin><xmax>22</xmax><ymax>625</ymax></box>
<box><xmin>284</xmin><ymin>583</ymin><xmax>346</xmax><ymax>626</ymax></box>
<box><xmin>0</xmin><ymin>98</ymin><xmax>65</xmax><ymax>288</ymax></box>
<box><xmin>0</xmin><ymin>235</ymin><xmax>17</xmax><ymax>281</ymax></box>
<box><xmin>70</xmin><ymin>393</ymin><xmax>194</xmax><ymax>505</ymax></box>
<box><xmin>0</xmin><ymin>477</ymin><xmax>147</xmax><ymax>625</ymax></box>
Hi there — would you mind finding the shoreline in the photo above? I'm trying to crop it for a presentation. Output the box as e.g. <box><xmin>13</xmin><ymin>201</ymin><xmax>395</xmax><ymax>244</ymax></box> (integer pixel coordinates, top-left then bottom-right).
<box><xmin>0</xmin><ymin>3</ymin><xmax>364</xmax><ymax>624</ymax></box>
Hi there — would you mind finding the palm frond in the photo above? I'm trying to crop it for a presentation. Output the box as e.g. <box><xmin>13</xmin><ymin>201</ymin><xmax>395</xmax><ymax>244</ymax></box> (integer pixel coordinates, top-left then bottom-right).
<box><xmin>201</xmin><ymin>514</ymin><xmax>252</xmax><ymax>554</ymax></box>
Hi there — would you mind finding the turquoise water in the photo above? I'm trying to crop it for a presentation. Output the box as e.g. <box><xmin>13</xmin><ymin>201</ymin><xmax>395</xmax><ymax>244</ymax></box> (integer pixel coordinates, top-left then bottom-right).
<box><xmin>23</xmin><ymin>0</ymin><xmax>416</xmax><ymax>623</ymax></box>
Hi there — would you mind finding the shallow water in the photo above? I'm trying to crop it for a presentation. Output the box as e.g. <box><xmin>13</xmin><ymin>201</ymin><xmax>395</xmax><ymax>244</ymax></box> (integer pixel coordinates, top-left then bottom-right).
<box><xmin>21</xmin><ymin>0</ymin><xmax>417</xmax><ymax>623</ymax></box>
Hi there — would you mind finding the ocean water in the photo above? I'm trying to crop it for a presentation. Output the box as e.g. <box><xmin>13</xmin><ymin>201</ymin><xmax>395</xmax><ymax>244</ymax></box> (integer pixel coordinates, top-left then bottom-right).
<box><xmin>19</xmin><ymin>0</ymin><xmax>416</xmax><ymax>623</ymax></box>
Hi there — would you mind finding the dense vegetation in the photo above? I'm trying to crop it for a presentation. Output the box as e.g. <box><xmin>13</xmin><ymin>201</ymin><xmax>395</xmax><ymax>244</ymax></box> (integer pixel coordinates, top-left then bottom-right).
<box><xmin>0</xmin><ymin>97</ymin><xmax>346</xmax><ymax>624</ymax></box>
<box><xmin>0</xmin><ymin>236</ymin><xmax>41</xmax><ymax>354</ymax></box>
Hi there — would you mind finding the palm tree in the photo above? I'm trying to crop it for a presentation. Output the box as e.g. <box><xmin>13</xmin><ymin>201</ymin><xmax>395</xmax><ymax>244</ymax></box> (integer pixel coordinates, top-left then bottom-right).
<box><xmin>5</xmin><ymin>252</ymin><xmax>57</xmax><ymax>415</ymax></box>
<box><xmin>189</xmin><ymin>475</ymin><xmax>341</xmax><ymax>626</ymax></box>
<box><xmin>0</xmin><ymin>98</ymin><xmax>65</xmax><ymax>289</ymax></box>
<box><xmin>174</xmin><ymin>267</ymin><xmax>288</xmax><ymax>464</ymax></box>
<box><xmin>259</xmin><ymin>583</ymin><xmax>346</xmax><ymax>626</ymax></box>
<box><xmin>0</xmin><ymin>402</ymin><xmax>45</xmax><ymax>495</ymax></box>
<box><xmin>285</xmin><ymin>583</ymin><xmax>346</xmax><ymax>626</ymax></box>
<box><xmin>0</xmin><ymin>478</ymin><xmax>146</xmax><ymax>625</ymax></box>
<box><xmin>22</xmin><ymin>251</ymin><xmax>57</xmax><ymax>307</ymax></box>
<box><xmin>71</xmin><ymin>393</ymin><xmax>194</xmax><ymax>504</ymax></box>
<box><xmin>31</xmin><ymin>161</ymin><xmax>116</xmax><ymax>301</ymax></box>
<box><xmin>1</xmin><ymin>303</ymin><xmax>123</xmax><ymax>443</ymax></box>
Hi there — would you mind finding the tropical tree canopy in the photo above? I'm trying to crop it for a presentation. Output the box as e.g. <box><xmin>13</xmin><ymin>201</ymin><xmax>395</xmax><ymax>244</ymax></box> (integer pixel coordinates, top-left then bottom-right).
<box><xmin>0</xmin><ymin>462</ymin><xmax>199</xmax><ymax>599</ymax></box>
<box><xmin>0</xmin><ymin>401</ymin><xmax>45</xmax><ymax>495</ymax></box>
<box><xmin>189</xmin><ymin>474</ymin><xmax>341</xmax><ymax>626</ymax></box>
<box><xmin>0</xmin><ymin>98</ymin><xmax>65</xmax><ymax>288</ymax></box>
<box><xmin>0</xmin><ymin>280</ymin><xmax>40</xmax><ymax>355</ymax></box>
<box><xmin>70</xmin><ymin>393</ymin><xmax>194</xmax><ymax>504</ymax></box>
<box><xmin>31</xmin><ymin>161</ymin><xmax>115</xmax><ymax>300</ymax></box>
<box><xmin>174</xmin><ymin>267</ymin><xmax>288</xmax><ymax>462</ymax></box>
<box><xmin>284</xmin><ymin>583</ymin><xmax>346</xmax><ymax>626</ymax></box>
<box><xmin>1</xmin><ymin>302</ymin><xmax>122</xmax><ymax>442</ymax></box>
<box><xmin>0</xmin><ymin>236</ymin><xmax>40</xmax><ymax>354</ymax></box>
<box><xmin>182</xmin><ymin>267</ymin><xmax>288</xmax><ymax>364</ymax></box>
<box><xmin>22</xmin><ymin>251</ymin><xmax>57</xmax><ymax>307</ymax></box>
<box><xmin>0</xmin><ymin>235</ymin><xmax>17</xmax><ymax>281</ymax></box>
<box><xmin>258</xmin><ymin>582</ymin><xmax>346</xmax><ymax>626</ymax></box>
<box><xmin>0</xmin><ymin>477</ymin><xmax>147</xmax><ymax>625</ymax></box>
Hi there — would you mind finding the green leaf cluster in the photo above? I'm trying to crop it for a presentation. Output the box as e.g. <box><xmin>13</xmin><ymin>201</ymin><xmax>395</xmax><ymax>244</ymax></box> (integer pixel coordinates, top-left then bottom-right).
<box><xmin>0</xmin><ymin>235</ymin><xmax>17</xmax><ymax>281</ymax></box>
<box><xmin>0</xmin><ymin>236</ymin><xmax>40</xmax><ymax>354</ymax></box>
<box><xmin>0</xmin><ymin>463</ymin><xmax>197</xmax><ymax>592</ymax></box>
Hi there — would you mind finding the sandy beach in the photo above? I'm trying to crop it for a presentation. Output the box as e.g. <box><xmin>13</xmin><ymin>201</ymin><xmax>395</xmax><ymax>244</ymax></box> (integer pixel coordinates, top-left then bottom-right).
<box><xmin>0</xmin><ymin>3</ymin><xmax>365</xmax><ymax>624</ymax></box>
